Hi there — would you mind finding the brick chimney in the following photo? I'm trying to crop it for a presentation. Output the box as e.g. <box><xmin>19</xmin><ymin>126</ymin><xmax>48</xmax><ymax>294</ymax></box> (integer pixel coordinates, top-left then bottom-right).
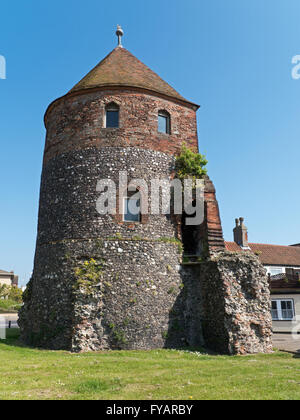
<box><xmin>233</xmin><ymin>217</ymin><xmax>249</xmax><ymax>248</ymax></box>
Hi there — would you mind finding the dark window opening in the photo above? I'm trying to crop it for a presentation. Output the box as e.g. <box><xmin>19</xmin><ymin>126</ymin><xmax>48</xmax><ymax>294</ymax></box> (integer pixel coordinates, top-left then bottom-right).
<box><xmin>106</xmin><ymin>103</ymin><xmax>119</xmax><ymax>128</ymax></box>
<box><xmin>181</xmin><ymin>207</ymin><xmax>202</xmax><ymax>256</ymax></box>
<box><xmin>158</xmin><ymin>111</ymin><xmax>171</xmax><ymax>134</ymax></box>
<box><xmin>124</xmin><ymin>191</ymin><xmax>141</xmax><ymax>223</ymax></box>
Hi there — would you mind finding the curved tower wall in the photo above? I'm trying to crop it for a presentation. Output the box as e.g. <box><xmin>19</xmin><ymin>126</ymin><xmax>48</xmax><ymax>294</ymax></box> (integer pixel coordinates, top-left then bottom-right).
<box><xmin>19</xmin><ymin>82</ymin><xmax>273</xmax><ymax>355</ymax></box>
<box><xmin>19</xmin><ymin>89</ymin><xmax>204</xmax><ymax>351</ymax></box>
<box><xmin>44</xmin><ymin>89</ymin><xmax>199</xmax><ymax>163</ymax></box>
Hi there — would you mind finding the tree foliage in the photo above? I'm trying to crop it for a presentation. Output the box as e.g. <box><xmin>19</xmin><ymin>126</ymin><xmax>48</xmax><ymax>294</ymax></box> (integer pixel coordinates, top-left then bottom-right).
<box><xmin>0</xmin><ymin>285</ymin><xmax>23</xmax><ymax>303</ymax></box>
<box><xmin>175</xmin><ymin>144</ymin><xmax>208</xmax><ymax>181</ymax></box>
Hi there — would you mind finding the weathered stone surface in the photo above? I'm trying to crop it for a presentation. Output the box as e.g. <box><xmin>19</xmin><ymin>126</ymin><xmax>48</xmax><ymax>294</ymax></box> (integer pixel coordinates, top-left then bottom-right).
<box><xmin>19</xmin><ymin>238</ymin><xmax>205</xmax><ymax>352</ymax></box>
<box><xmin>44</xmin><ymin>90</ymin><xmax>198</xmax><ymax>163</ymax></box>
<box><xmin>36</xmin><ymin>147</ymin><xmax>179</xmax><ymax>245</ymax></box>
<box><xmin>19</xmin><ymin>62</ymin><xmax>272</xmax><ymax>354</ymax></box>
<box><xmin>199</xmin><ymin>251</ymin><xmax>273</xmax><ymax>355</ymax></box>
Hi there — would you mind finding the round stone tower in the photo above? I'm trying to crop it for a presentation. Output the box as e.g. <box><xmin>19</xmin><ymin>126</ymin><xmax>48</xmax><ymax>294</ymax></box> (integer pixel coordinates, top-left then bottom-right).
<box><xmin>19</xmin><ymin>30</ymin><xmax>205</xmax><ymax>352</ymax></box>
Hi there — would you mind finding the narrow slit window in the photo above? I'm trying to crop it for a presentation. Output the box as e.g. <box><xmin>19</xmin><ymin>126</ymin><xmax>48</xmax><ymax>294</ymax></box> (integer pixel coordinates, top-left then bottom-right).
<box><xmin>106</xmin><ymin>103</ymin><xmax>119</xmax><ymax>128</ymax></box>
<box><xmin>158</xmin><ymin>111</ymin><xmax>171</xmax><ymax>134</ymax></box>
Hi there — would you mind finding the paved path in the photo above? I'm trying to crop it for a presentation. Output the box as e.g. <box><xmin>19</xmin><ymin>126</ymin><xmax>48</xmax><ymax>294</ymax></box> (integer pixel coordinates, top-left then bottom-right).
<box><xmin>0</xmin><ymin>313</ymin><xmax>18</xmax><ymax>329</ymax></box>
<box><xmin>273</xmin><ymin>333</ymin><xmax>300</xmax><ymax>354</ymax></box>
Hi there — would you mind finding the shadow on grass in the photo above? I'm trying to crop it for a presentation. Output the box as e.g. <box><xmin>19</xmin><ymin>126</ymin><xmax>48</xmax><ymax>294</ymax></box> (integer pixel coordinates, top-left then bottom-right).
<box><xmin>1</xmin><ymin>329</ymin><xmax>218</xmax><ymax>358</ymax></box>
<box><xmin>292</xmin><ymin>351</ymin><xmax>300</xmax><ymax>359</ymax></box>
<box><xmin>4</xmin><ymin>330</ymin><xmax>285</xmax><ymax>358</ymax></box>
<box><xmin>0</xmin><ymin>328</ymin><xmax>24</xmax><ymax>347</ymax></box>
<box><xmin>0</xmin><ymin>329</ymin><xmax>37</xmax><ymax>351</ymax></box>
<box><xmin>293</xmin><ymin>355</ymin><xmax>300</xmax><ymax>359</ymax></box>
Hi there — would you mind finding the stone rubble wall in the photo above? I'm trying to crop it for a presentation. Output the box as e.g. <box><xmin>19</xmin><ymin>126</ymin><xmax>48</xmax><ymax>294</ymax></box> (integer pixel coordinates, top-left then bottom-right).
<box><xmin>19</xmin><ymin>239</ymin><xmax>205</xmax><ymax>352</ymax></box>
<box><xmin>19</xmin><ymin>146</ymin><xmax>205</xmax><ymax>351</ymax></box>
<box><xmin>199</xmin><ymin>251</ymin><xmax>273</xmax><ymax>355</ymax></box>
<box><xmin>36</xmin><ymin>146</ymin><xmax>179</xmax><ymax>245</ymax></box>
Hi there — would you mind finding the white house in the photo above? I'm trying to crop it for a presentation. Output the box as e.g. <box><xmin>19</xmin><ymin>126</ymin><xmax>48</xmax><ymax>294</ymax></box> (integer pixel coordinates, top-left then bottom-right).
<box><xmin>226</xmin><ymin>218</ymin><xmax>300</xmax><ymax>333</ymax></box>
<box><xmin>0</xmin><ymin>270</ymin><xmax>19</xmax><ymax>287</ymax></box>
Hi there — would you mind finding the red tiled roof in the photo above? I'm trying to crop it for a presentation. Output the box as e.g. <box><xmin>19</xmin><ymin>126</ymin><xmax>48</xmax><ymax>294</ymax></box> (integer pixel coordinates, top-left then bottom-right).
<box><xmin>225</xmin><ymin>242</ymin><xmax>242</xmax><ymax>252</ymax></box>
<box><xmin>69</xmin><ymin>47</ymin><xmax>196</xmax><ymax>106</ymax></box>
<box><xmin>225</xmin><ymin>242</ymin><xmax>300</xmax><ymax>266</ymax></box>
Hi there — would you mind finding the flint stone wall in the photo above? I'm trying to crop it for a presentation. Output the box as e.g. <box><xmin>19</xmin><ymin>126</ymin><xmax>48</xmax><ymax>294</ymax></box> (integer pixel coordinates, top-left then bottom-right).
<box><xmin>199</xmin><ymin>251</ymin><xmax>273</xmax><ymax>355</ymax></box>
<box><xmin>19</xmin><ymin>144</ymin><xmax>206</xmax><ymax>351</ymax></box>
<box><xmin>36</xmin><ymin>146</ymin><xmax>179</xmax><ymax>245</ymax></box>
<box><xmin>19</xmin><ymin>239</ymin><xmax>204</xmax><ymax>352</ymax></box>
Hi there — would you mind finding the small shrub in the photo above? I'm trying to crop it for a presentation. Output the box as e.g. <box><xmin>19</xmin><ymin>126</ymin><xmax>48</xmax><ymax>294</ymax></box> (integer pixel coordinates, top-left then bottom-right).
<box><xmin>167</xmin><ymin>287</ymin><xmax>176</xmax><ymax>295</ymax></box>
<box><xmin>0</xmin><ymin>285</ymin><xmax>23</xmax><ymax>312</ymax></box>
<box><xmin>175</xmin><ymin>143</ymin><xmax>208</xmax><ymax>182</ymax></box>
<box><xmin>109</xmin><ymin>323</ymin><xmax>127</xmax><ymax>346</ymax></box>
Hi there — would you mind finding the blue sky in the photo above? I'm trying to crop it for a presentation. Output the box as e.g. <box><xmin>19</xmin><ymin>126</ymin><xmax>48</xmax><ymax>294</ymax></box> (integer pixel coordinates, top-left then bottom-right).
<box><xmin>1</xmin><ymin>0</ymin><xmax>300</xmax><ymax>285</ymax></box>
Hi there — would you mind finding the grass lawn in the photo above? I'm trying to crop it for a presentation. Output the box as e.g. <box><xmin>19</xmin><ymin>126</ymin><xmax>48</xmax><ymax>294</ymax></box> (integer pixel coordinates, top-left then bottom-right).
<box><xmin>0</xmin><ymin>330</ymin><xmax>299</xmax><ymax>400</ymax></box>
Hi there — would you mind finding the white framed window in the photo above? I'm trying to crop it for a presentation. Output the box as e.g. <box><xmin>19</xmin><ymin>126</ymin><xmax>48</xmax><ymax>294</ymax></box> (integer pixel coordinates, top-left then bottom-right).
<box><xmin>123</xmin><ymin>193</ymin><xmax>141</xmax><ymax>223</ymax></box>
<box><xmin>271</xmin><ymin>299</ymin><xmax>294</xmax><ymax>321</ymax></box>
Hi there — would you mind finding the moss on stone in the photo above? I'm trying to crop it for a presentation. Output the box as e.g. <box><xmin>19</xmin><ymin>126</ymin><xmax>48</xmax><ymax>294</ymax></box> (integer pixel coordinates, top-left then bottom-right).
<box><xmin>74</xmin><ymin>258</ymin><xmax>104</xmax><ymax>295</ymax></box>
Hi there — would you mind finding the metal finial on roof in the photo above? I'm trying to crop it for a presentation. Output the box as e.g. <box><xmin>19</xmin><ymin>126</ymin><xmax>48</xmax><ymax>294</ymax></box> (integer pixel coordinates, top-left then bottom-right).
<box><xmin>116</xmin><ymin>25</ymin><xmax>124</xmax><ymax>47</ymax></box>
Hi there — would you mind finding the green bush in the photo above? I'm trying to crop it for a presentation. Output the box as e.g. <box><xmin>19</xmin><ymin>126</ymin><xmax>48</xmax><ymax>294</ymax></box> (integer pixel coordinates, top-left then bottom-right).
<box><xmin>0</xmin><ymin>285</ymin><xmax>23</xmax><ymax>303</ymax></box>
<box><xmin>8</xmin><ymin>286</ymin><xmax>23</xmax><ymax>303</ymax></box>
<box><xmin>0</xmin><ymin>285</ymin><xmax>9</xmax><ymax>300</ymax></box>
<box><xmin>0</xmin><ymin>285</ymin><xmax>23</xmax><ymax>313</ymax></box>
<box><xmin>0</xmin><ymin>299</ymin><xmax>22</xmax><ymax>313</ymax></box>
<box><xmin>175</xmin><ymin>144</ymin><xmax>208</xmax><ymax>181</ymax></box>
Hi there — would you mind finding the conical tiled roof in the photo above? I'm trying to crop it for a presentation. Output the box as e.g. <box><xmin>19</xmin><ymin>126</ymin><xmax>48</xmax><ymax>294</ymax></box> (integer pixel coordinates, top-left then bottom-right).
<box><xmin>69</xmin><ymin>47</ymin><xmax>194</xmax><ymax>105</ymax></box>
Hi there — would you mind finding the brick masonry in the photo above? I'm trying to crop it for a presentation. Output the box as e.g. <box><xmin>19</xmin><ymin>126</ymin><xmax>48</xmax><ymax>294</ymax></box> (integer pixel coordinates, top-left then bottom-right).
<box><xmin>44</xmin><ymin>89</ymin><xmax>198</xmax><ymax>163</ymax></box>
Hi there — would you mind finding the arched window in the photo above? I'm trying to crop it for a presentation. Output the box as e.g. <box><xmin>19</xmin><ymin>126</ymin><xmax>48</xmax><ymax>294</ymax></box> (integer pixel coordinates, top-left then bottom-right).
<box><xmin>105</xmin><ymin>103</ymin><xmax>119</xmax><ymax>128</ymax></box>
<box><xmin>158</xmin><ymin>110</ymin><xmax>171</xmax><ymax>134</ymax></box>
<box><xmin>123</xmin><ymin>189</ymin><xmax>141</xmax><ymax>223</ymax></box>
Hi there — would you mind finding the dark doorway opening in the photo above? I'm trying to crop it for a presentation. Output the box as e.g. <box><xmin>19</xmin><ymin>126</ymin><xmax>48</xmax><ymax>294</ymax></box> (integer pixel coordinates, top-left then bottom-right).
<box><xmin>181</xmin><ymin>210</ymin><xmax>202</xmax><ymax>256</ymax></box>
